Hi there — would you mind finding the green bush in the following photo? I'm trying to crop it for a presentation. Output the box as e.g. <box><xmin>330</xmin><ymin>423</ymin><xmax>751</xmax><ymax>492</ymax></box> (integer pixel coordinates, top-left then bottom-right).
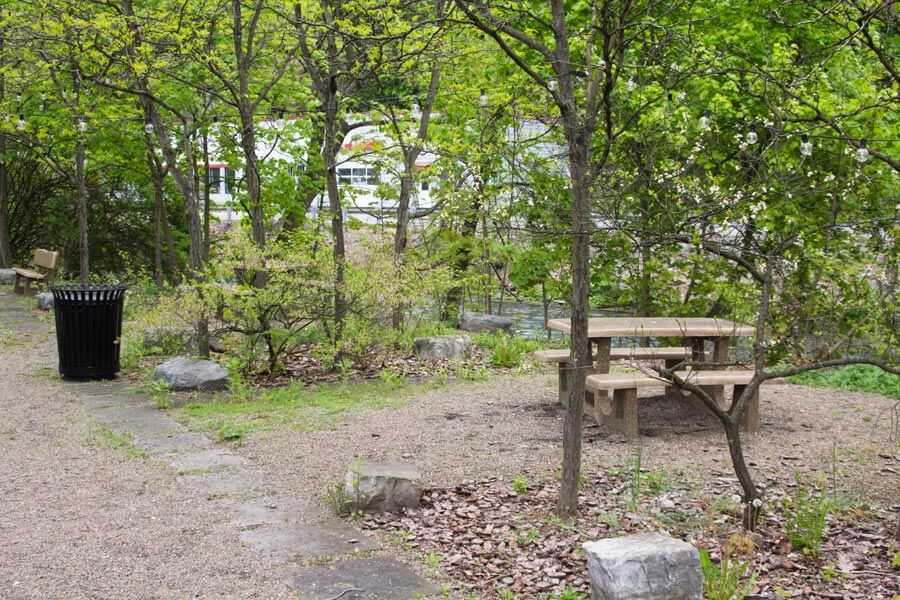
<box><xmin>472</xmin><ymin>331</ymin><xmax>541</xmax><ymax>368</ymax></box>
<box><xmin>788</xmin><ymin>364</ymin><xmax>900</xmax><ymax>399</ymax></box>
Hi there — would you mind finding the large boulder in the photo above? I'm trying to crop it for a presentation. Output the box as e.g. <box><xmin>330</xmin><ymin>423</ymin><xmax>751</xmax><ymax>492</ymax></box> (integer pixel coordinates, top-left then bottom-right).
<box><xmin>345</xmin><ymin>460</ymin><xmax>423</xmax><ymax>513</ymax></box>
<box><xmin>152</xmin><ymin>356</ymin><xmax>228</xmax><ymax>391</ymax></box>
<box><xmin>0</xmin><ymin>269</ymin><xmax>14</xmax><ymax>284</ymax></box>
<box><xmin>459</xmin><ymin>312</ymin><xmax>514</xmax><ymax>334</ymax></box>
<box><xmin>413</xmin><ymin>335</ymin><xmax>472</xmax><ymax>360</ymax></box>
<box><xmin>36</xmin><ymin>292</ymin><xmax>54</xmax><ymax>311</ymax></box>
<box><xmin>582</xmin><ymin>532</ymin><xmax>702</xmax><ymax>600</ymax></box>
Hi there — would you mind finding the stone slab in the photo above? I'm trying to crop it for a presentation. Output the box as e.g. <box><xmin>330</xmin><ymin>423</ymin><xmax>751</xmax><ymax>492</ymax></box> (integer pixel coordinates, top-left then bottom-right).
<box><xmin>81</xmin><ymin>394</ymin><xmax>151</xmax><ymax>410</ymax></box>
<box><xmin>240</xmin><ymin>522</ymin><xmax>378</xmax><ymax>564</ymax></box>
<box><xmin>217</xmin><ymin>496</ymin><xmax>317</xmax><ymax>528</ymax></box>
<box><xmin>135</xmin><ymin>431</ymin><xmax>213</xmax><ymax>455</ymax></box>
<box><xmin>178</xmin><ymin>470</ymin><xmax>267</xmax><ymax>497</ymax></box>
<box><xmin>163</xmin><ymin>448</ymin><xmax>248</xmax><ymax>471</ymax></box>
<box><xmin>95</xmin><ymin>407</ymin><xmax>184</xmax><ymax>437</ymax></box>
<box><xmin>285</xmin><ymin>557</ymin><xmax>439</xmax><ymax>599</ymax></box>
<box><xmin>62</xmin><ymin>380</ymin><xmax>131</xmax><ymax>396</ymax></box>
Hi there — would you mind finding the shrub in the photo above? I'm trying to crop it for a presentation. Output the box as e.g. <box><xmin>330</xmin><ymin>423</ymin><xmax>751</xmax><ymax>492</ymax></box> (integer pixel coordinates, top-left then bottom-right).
<box><xmin>782</xmin><ymin>479</ymin><xmax>831</xmax><ymax>557</ymax></box>
<box><xmin>700</xmin><ymin>548</ymin><xmax>757</xmax><ymax>600</ymax></box>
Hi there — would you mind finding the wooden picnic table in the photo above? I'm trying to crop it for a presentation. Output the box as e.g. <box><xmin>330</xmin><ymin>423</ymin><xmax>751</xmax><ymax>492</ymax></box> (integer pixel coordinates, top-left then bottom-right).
<box><xmin>546</xmin><ymin>316</ymin><xmax>756</xmax><ymax>404</ymax></box>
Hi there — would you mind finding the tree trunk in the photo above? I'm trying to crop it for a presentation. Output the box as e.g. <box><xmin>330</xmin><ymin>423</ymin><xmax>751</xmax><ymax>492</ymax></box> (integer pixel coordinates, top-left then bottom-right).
<box><xmin>723</xmin><ymin>418</ymin><xmax>761</xmax><ymax>530</ymax></box>
<box><xmin>74</xmin><ymin>137</ymin><xmax>89</xmax><ymax>284</ymax></box>
<box><xmin>240</xmin><ymin>109</ymin><xmax>266</xmax><ymax>248</ymax></box>
<box><xmin>559</xmin><ymin>127</ymin><xmax>591</xmax><ymax>518</ymax></box>
<box><xmin>0</xmin><ymin>139</ymin><xmax>10</xmax><ymax>268</ymax></box>
<box><xmin>202</xmin><ymin>131</ymin><xmax>211</xmax><ymax>262</ymax></box>
<box><xmin>324</xmin><ymin>110</ymin><xmax>346</xmax><ymax>347</ymax></box>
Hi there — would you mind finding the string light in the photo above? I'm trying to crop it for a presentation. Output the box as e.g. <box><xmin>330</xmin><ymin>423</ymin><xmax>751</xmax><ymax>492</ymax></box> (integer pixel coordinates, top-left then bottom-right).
<box><xmin>699</xmin><ymin>111</ymin><xmax>711</xmax><ymax>131</ymax></box>
<box><xmin>626</xmin><ymin>75</ymin><xmax>638</xmax><ymax>92</ymax></box>
<box><xmin>746</xmin><ymin>123</ymin><xmax>758</xmax><ymax>145</ymax></box>
<box><xmin>144</xmin><ymin>119</ymin><xmax>154</xmax><ymax>134</ymax></box>
<box><xmin>479</xmin><ymin>89</ymin><xmax>488</xmax><ymax>107</ymax></box>
<box><xmin>16</xmin><ymin>93</ymin><xmax>22</xmax><ymax>105</ymax></box>
<box><xmin>855</xmin><ymin>139</ymin><xmax>869</xmax><ymax>163</ymax></box>
<box><xmin>17</xmin><ymin>114</ymin><xmax>25</xmax><ymax>132</ymax></box>
<box><xmin>77</xmin><ymin>115</ymin><xmax>87</xmax><ymax>132</ymax></box>
<box><xmin>548</xmin><ymin>78</ymin><xmax>558</xmax><ymax>92</ymax></box>
<box><xmin>800</xmin><ymin>134</ymin><xmax>812</xmax><ymax>157</ymax></box>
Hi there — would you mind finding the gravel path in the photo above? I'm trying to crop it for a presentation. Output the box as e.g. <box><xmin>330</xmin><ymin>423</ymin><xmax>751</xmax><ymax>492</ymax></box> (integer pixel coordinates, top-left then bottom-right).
<box><xmin>0</xmin><ymin>290</ymin><xmax>297</xmax><ymax>600</ymax></box>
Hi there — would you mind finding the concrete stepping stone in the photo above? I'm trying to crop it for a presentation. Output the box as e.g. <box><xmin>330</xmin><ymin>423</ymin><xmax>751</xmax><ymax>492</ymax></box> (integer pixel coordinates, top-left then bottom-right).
<box><xmin>136</xmin><ymin>431</ymin><xmax>213</xmax><ymax>455</ymax></box>
<box><xmin>164</xmin><ymin>448</ymin><xmax>248</xmax><ymax>471</ymax></box>
<box><xmin>239</xmin><ymin>522</ymin><xmax>378</xmax><ymax>564</ymax></box>
<box><xmin>285</xmin><ymin>557</ymin><xmax>439</xmax><ymax>599</ymax></box>
<box><xmin>81</xmin><ymin>394</ymin><xmax>151</xmax><ymax>410</ymax></box>
<box><xmin>178</xmin><ymin>469</ymin><xmax>268</xmax><ymax>497</ymax></box>
<box><xmin>217</xmin><ymin>496</ymin><xmax>317</xmax><ymax>528</ymax></box>
<box><xmin>94</xmin><ymin>407</ymin><xmax>184</xmax><ymax>437</ymax></box>
<box><xmin>62</xmin><ymin>380</ymin><xmax>131</xmax><ymax>396</ymax></box>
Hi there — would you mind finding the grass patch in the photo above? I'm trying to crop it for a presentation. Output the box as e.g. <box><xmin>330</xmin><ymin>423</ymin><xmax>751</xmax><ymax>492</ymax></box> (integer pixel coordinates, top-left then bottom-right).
<box><xmin>788</xmin><ymin>364</ymin><xmax>900</xmax><ymax>399</ymax></box>
<box><xmin>176</xmin><ymin>378</ymin><xmax>414</xmax><ymax>439</ymax></box>
<box><xmin>86</xmin><ymin>426</ymin><xmax>147</xmax><ymax>459</ymax></box>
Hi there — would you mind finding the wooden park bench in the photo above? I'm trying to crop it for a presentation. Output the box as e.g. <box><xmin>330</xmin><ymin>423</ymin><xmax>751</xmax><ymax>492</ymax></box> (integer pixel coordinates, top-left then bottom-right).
<box><xmin>584</xmin><ymin>370</ymin><xmax>760</xmax><ymax>439</ymax></box>
<box><xmin>534</xmin><ymin>347</ymin><xmax>692</xmax><ymax>402</ymax></box>
<box><xmin>13</xmin><ymin>249</ymin><xmax>59</xmax><ymax>296</ymax></box>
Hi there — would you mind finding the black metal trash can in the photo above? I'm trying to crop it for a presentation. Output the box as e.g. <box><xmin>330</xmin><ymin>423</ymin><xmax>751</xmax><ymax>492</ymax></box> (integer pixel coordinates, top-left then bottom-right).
<box><xmin>50</xmin><ymin>284</ymin><xmax>127</xmax><ymax>379</ymax></box>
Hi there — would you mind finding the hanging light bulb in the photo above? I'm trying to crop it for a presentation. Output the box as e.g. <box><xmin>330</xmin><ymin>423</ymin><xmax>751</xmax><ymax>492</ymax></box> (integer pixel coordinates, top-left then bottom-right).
<box><xmin>800</xmin><ymin>133</ymin><xmax>812</xmax><ymax>157</ymax></box>
<box><xmin>17</xmin><ymin>114</ymin><xmax>25</xmax><ymax>132</ymax></box>
<box><xmin>77</xmin><ymin>115</ymin><xmax>87</xmax><ymax>132</ymax></box>
<box><xmin>144</xmin><ymin>119</ymin><xmax>154</xmax><ymax>134</ymax></box>
<box><xmin>699</xmin><ymin>110</ymin><xmax>711</xmax><ymax>131</ymax></box>
<box><xmin>479</xmin><ymin>89</ymin><xmax>488</xmax><ymax>107</ymax></box>
<box><xmin>16</xmin><ymin>92</ymin><xmax>23</xmax><ymax>105</ymax></box>
<box><xmin>746</xmin><ymin>123</ymin><xmax>758</xmax><ymax>145</ymax></box>
<box><xmin>548</xmin><ymin>78</ymin><xmax>558</xmax><ymax>92</ymax></box>
<box><xmin>626</xmin><ymin>75</ymin><xmax>638</xmax><ymax>92</ymax></box>
<box><xmin>854</xmin><ymin>139</ymin><xmax>869</xmax><ymax>163</ymax></box>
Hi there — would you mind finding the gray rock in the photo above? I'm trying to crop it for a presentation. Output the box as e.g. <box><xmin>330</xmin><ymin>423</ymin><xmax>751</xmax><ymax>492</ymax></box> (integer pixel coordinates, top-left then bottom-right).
<box><xmin>0</xmin><ymin>268</ymin><xmax>14</xmax><ymax>284</ymax></box>
<box><xmin>582</xmin><ymin>532</ymin><xmax>702</xmax><ymax>600</ymax></box>
<box><xmin>152</xmin><ymin>356</ymin><xmax>228</xmax><ymax>391</ymax></box>
<box><xmin>413</xmin><ymin>335</ymin><xmax>472</xmax><ymax>360</ymax></box>
<box><xmin>459</xmin><ymin>312</ymin><xmax>514</xmax><ymax>334</ymax></box>
<box><xmin>36</xmin><ymin>292</ymin><xmax>54</xmax><ymax>310</ymax></box>
<box><xmin>345</xmin><ymin>460</ymin><xmax>423</xmax><ymax>513</ymax></box>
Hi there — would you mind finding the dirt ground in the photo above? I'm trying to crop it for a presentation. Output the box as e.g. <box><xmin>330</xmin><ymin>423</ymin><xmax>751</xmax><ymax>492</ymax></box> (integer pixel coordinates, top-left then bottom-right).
<box><xmin>240</xmin><ymin>372</ymin><xmax>899</xmax><ymax>514</ymax></box>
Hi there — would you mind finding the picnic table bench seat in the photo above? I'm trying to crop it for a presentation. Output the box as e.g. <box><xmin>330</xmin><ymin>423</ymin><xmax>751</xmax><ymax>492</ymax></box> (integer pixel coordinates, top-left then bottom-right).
<box><xmin>584</xmin><ymin>370</ymin><xmax>760</xmax><ymax>439</ymax></box>
<box><xmin>535</xmin><ymin>347</ymin><xmax>691</xmax><ymax>401</ymax></box>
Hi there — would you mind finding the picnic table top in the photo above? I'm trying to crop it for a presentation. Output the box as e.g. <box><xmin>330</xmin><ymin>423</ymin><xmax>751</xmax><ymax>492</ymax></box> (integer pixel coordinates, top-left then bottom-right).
<box><xmin>546</xmin><ymin>316</ymin><xmax>755</xmax><ymax>338</ymax></box>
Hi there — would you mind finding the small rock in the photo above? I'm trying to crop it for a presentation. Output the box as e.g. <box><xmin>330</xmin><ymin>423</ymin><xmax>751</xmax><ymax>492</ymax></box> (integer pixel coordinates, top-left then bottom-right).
<box><xmin>152</xmin><ymin>356</ymin><xmax>227</xmax><ymax>391</ymax></box>
<box><xmin>413</xmin><ymin>335</ymin><xmax>472</xmax><ymax>360</ymax></box>
<box><xmin>36</xmin><ymin>292</ymin><xmax>54</xmax><ymax>311</ymax></box>
<box><xmin>345</xmin><ymin>460</ymin><xmax>423</xmax><ymax>513</ymax></box>
<box><xmin>458</xmin><ymin>313</ymin><xmax>514</xmax><ymax>334</ymax></box>
<box><xmin>657</xmin><ymin>495</ymin><xmax>676</xmax><ymax>510</ymax></box>
<box><xmin>0</xmin><ymin>268</ymin><xmax>14</xmax><ymax>284</ymax></box>
<box><xmin>583</xmin><ymin>532</ymin><xmax>702</xmax><ymax>600</ymax></box>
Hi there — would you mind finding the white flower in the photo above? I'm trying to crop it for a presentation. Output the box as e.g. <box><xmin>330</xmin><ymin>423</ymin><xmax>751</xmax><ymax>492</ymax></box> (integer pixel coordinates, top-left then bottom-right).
<box><xmin>752</xmin><ymin>498</ymin><xmax>763</xmax><ymax>508</ymax></box>
<box><xmin>731</xmin><ymin>494</ymin><xmax>743</xmax><ymax>504</ymax></box>
<box><xmin>823</xmin><ymin>173</ymin><xmax>835</xmax><ymax>182</ymax></box>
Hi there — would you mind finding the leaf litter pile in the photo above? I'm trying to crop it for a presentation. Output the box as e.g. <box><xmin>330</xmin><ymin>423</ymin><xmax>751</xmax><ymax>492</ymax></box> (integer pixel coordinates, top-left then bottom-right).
<box><xmin>361</xmin><ymin>469</ymin><xmax>899</xmax><ymax>599</ymax></box>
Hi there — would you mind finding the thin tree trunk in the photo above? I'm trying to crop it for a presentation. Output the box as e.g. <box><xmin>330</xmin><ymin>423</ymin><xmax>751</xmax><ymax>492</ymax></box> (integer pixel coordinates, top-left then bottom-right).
<box><xmin>202</xmin><ymin>131</ymin><xmax>211</xmax><ymax>262</ymax></box>
<box><xmin>74</xmin><ymin>137</ymin><xmax>89</xmax><ymax>284</ymax></box>
<box><xmin>0</xmin><ymin>24</ymin><xmax>11</xmax><ymax>268</ymax></box>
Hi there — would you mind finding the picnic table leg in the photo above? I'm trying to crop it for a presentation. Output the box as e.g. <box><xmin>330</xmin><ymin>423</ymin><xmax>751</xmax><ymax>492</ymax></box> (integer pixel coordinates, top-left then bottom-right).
<box><xmin>734</xmin><ymin>384</ymin><xmax>759</xmax><ymax>432</ymax></box>
<box><xmin>707</xmin><ymin>338</ymin><xmax>728</xmax><ymax>408</ymax></box>
<box><xmin>588</xmin><ymin>338</ymin><xmax>612</xmax><ymax>421</ymax></box>
<box><xmin>558</xmin><ymin>364</ymin><xmax>568</xmax><ymax>404</ymax></box>
<box><xmin>613</xmin><ymin>388</ymin><xmax>638</xmax><ymax>440</ymax></box>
